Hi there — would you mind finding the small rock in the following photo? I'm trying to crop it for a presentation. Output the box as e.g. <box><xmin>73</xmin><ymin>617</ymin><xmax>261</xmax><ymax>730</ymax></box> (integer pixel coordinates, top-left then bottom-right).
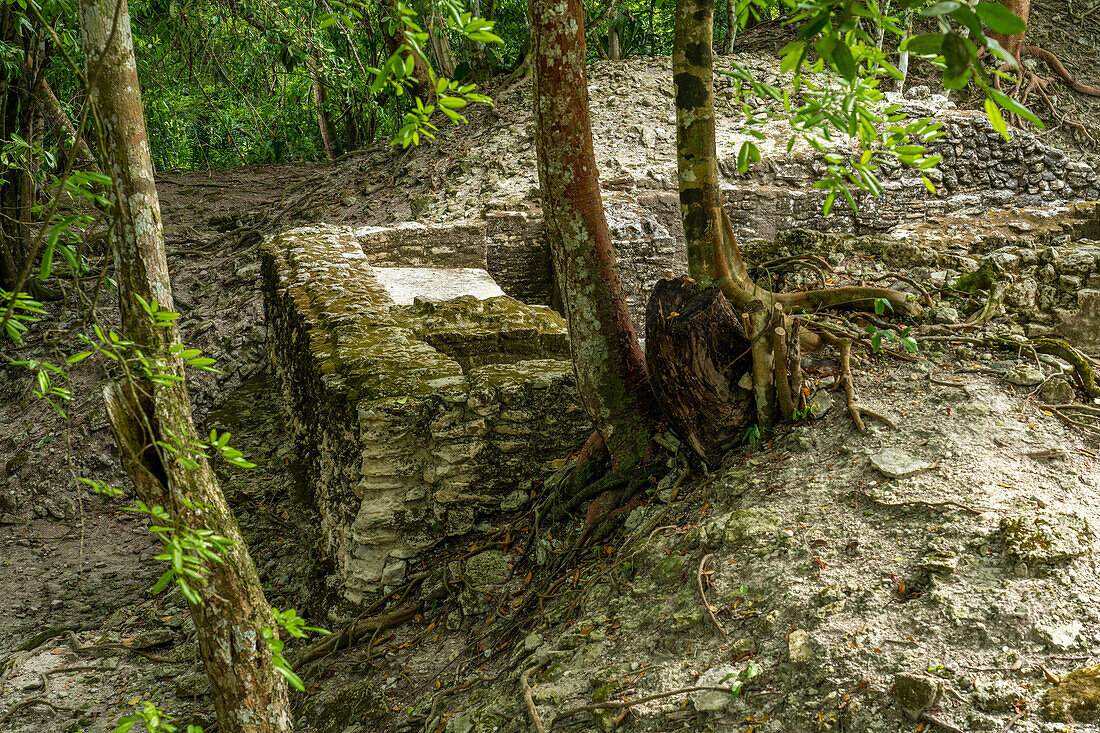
<box><xmin>410</xmin><ymin>193</ymin><xmax>434</xmax><ymax>220</ymax></box>
<box><xmin>1004</xmin><ymin>364</ymin><xmax>1044</xmax><ymax>386</ymax></box>
<box><xmin>1001</xmin><ymin>512</ymin><xmax>1093</xmax><ymax>565</ymax></box>
<box><xmin>463</xmin><ymin>550</ymin><xmax>509</xmax><ymax>587</ymax></box>
<box><xmin>380</xmin><ymin>558</ymin><xmax>407</xmax><ymax>586</ymax></box>
<box><xmin>894</xmin><ymin>672</ymin><xmax>943</xmax><ymax>720</ymax></box>
<box><xmin>0</xmin><ymin>513</ymin><xmax>24</xmax><ymax>525</ymax></box>
<box><xmin>1041</xmin><ymin>378</ymin><xmax>1077</xmax><ymax>404</ymax></box>
<box><xmin>130</xmin><ymin>629</ymin><xmax>174</xmax><ymax>649</ymax></box>
<box><xmin>974</xmin><ymin>679</ymin><xmax>1023</xmax><ymax>713</ymax></box>
<box><xmin>1035</xmin><ymin>620</ymin><xmax>1083</xmax><ymax>650</ymax></box>
<box><xmin>500</xmin><ymin>490</ymin><xmax>528</xmax><ymax>512</ymax></box>
<box><xmin>787</xmin><ymin>629</ymin><xmax>813</xmax><ymax>665</ymax></box>
<box><xmin>1042</xmin><ymin>664</ymin><xmax>1100</xmax><ymax>723</ymax></box>
<box><xmin>932</xmin><ymin>305</ymin><xmax>961</xmax><ymax>324</ymax></box>
<box><xmin>692</xmin><ymin>665</ymin><xmax>740</xmax><ymax>711</ymax></box>
<box><xmin>174</xmin><ymin>671</ymin><xmax>211</xmax><ymax>697</ymax></box>
<box><xmin>724</xmin><ymin>509</ymin><xmax>780</xmax><ymax>546</ymax></box>
<box><xmin>869</xmin><ymin>448</ymin><xmax>932</xmax><ymax>479</ymax></box>
<box><xmin>808</xmin><ymin>389</ymin><xmax>833</xmax><ymax>418</ymax></box>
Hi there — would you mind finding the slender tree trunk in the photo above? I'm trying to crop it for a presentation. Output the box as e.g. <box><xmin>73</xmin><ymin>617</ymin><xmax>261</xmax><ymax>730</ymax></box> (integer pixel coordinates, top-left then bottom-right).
<box><xmin>78</xmin><ymin>0</ymin><xmax>292</xmax><ymax>729</ymax></box>
<box><xmin>310</xmin><ymin>56</ymin><xmax>340</xmax><ymax>162</ymax></box>
<box><xmin>607</xmin><ymin>3</ymin><xmax>621</xmax><ymax>61</ymax></box>
<box><xmin>530</xmin><ymin>0</ymin><xmax>655</xmax><ymax>470</ymax></box>
<box><xmin>382</xmin><ymin>0</ymin><xmax>433</xmax><ymax>99</ymax></box>
<box><xmin>717</xmin><ymin>0</ymin><xmax>734</xmax><ymax>54</ymax></box>
<box><xmin>0</xmin><ymin>7</ymin><xmax>36</xmax><ymax>291</ymax></box>
<box><xmin>897</xmin><ymin>10</ymin><xmax>912</xmax><ymax>92</ymax></box>
<box><xmin>991</xmin><ymin>0</ymin><xmax>1030</xmax><ymax>62</ymax></box>
<box><xmin>674</xmin><ymin>0</ymin><xmax>737</xmax><ymax>291</ymax></box>
<box><xmin>38</xmin><ymin>79</ymin><xmax>98</xmax><ymax>171</ymax></box>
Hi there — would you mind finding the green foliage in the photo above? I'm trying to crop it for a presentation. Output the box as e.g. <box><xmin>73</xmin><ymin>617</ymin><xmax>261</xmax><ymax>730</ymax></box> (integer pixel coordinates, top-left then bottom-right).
<box><xmin>264</xmin><ymin>607</ymin><xmax>330</xmax><ymax>691</ymax></box>
<box><xmin>719</xmin><ymin>0</ymin><xmax>1038</xmax><ymax>214</ymax></box>
<box><xmin>112</xmin><ymin>700</ymin><xmax>202</xmax><ymax>733</ymax></box>
<box><xmin>863</xmin><ymin>299</ymin><xmax>919</xmax><ymax>354</ymax></box>
<box><xmin>134</xmin><ymin>498</ymin><xmax>236</xmax><ymax>605</ymax></box>
<box><xmin>0</xmin><ymin>289</ymin><xmax>46</xmax><ymax>344</ymax></box>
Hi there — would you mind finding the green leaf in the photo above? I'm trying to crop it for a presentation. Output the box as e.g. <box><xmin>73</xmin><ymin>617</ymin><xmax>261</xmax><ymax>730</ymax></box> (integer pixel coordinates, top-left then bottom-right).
<box><xmin>921</xmin><ymin>175</ymin><xmax>937</xmax><ymax>194</ymax></box>
<box><xmin>941</xmin><ymin>32</ymin><xmax>971</xmax><ymax>80</ymax></box>
<box><xmin>832</xmin><ymin>41</ymin><xmax>856</xmax><ymax>82</ymax></box>
<box><xmin>921</xmin><ymin>0</ymin><xmax>961</xmax><ymax>16</ymax></box>
<box><xmin>39</xmin><ymin>240</ymin><xmax>55</xmax><ymax>281</ymax></box>
<box><xmin>949</xmin><ymin>6</ymin><xmax>986</xmax><ymax>45</ymax></box>
<box><xmin>984</xmin><ymin>97</ymin><xmax>1009</xmax><ymax>141</ymax></box>
<box><xmin>987</xmin><ymin>87</ymin><xmax>1043</xmax><ymax>127</ymax></box>
<box><xmin>152</xmin><ymin>568</ymin><xmax>175</xmax><ymax>595</ymax></box>
<box><xmin>974</xmin><ymin>2</ymin><xmax>1025</xmax><ymax>35</ymax></box>
<box><xmin>903</xmin><ymin>34</ymin><xmax>943</xmax><ymax>56</ymax></box>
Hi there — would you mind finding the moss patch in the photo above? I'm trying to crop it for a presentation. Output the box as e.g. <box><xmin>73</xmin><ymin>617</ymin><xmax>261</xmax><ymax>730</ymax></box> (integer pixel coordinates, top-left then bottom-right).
<box><xmin>1042</xmin><ymin>665</ymin><xmax>1100</xmax><ymax>723</ymax></box>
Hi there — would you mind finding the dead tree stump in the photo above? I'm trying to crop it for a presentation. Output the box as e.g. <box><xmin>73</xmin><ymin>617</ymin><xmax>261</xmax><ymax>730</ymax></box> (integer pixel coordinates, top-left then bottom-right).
<box><xmin>645</xmin><ymin>277</ymin><xmax>755</xmax><ymax>466</ymax></box>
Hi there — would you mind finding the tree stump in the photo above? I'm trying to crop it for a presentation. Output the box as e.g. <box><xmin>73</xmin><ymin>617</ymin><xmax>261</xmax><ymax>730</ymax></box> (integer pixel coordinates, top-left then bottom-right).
<box><xmin>645</xmin><ymin>277</ymin><xmax>755</xmax><ymax>466</ymax></box>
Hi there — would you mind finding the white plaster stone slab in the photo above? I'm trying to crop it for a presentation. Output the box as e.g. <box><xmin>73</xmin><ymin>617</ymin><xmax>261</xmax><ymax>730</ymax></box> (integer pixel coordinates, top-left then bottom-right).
<box><xmin>373</xmin><ymin>267</ymin><xmax>505</xmax><ymax>305</ymax></box>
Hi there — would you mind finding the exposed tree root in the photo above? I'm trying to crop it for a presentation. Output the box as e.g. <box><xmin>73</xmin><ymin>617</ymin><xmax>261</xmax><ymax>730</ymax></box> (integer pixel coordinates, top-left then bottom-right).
<box><xmin>521</xmin><ymin>663</ymin><xmax>548</xmax><ymax>733</ymax></box>
<box><xmin>1040</xmin><ymin>404</ymin><xmax>1100</xmax><ymax>442</ymax></box>
<box><xmin>1030</xmin><ymin>338</ymin><xmax>1100</xmax><ymax>399</ymax></box>
<box><xmin>1025</xmin><ymin>45</ymin><xmax>1100</xmax><ymax>97</ymax></box>
<box><xmin>819</xmin><ymin>332</ymin><xmax>897</xmax><ymax>434</ymax></box>
<box><xmin>291</xmin><ymin>604</ymin><xmax>419</xmax><ymax>668</ymax></box>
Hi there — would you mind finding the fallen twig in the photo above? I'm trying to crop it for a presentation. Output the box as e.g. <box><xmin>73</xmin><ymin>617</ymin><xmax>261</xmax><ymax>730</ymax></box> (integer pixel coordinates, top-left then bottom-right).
<box><xmin>922</xmin><ymin>712</ymin><xmax>965</xmax><ymax>733</ymax></box>
<box><xmin>292</xmin><ymin>605</ymin><xmax>418</xmax><ymax>668</ymax></box>
<box><xmin>697</xmin><ymin>554</ymin><xmax>727</xmax><ymax>639</ymax></box>
<box><xmin>1001</xmin><ymin>709</ymin><xmax>1027</xmax><ymax>732</ymax></box>
<box><xmin>552</xmin><ymin>685</ymin><xmax>739</xmax><ymax>724</ymax></box>
<box><xmin>852</xmin><ymin>488</ymin><xmax>983</xmax><ymax>516</ymax></box>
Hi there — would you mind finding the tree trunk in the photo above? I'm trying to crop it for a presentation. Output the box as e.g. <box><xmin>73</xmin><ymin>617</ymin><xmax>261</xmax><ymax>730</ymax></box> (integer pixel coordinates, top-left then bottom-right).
<box><xmin>310</xmin><ymin>56</ymin><xmax>340</xmax><ymax>162</ymax></box>
<box><xmin>38</xmin><ymin>79</ymin><xmax>98</xmax><ymax>171</ymax></box>
<box><xmin>0</xmin><ymin>7</ymin><xmax>36</xmax><ymax>291</ymax></box>
<box><xmin>78</xmin><ymin>0</ymin><xmax>292</xmax><ymax>729</ymax></box>
<box><xmin>608</xmin><ymin>5</ymin><xmax>621</xmax><ymax>61</ymax></box>
<box><xmin>530</xmin><ymin>0</ymin><xmax>656</xmax><ymax>470</ymax></box>
<box><xmin>645</xmin><ymin>277</ymin><xmax>753</xmax><ymax>465</ymax></box>
<box><xmin>717</xmin><ymin>0</ymin><xmax>735</xmax><ymax>54</ymax></box>
<box><xmin>383</xmin><ymin>0</ymin><xmax>433</xmax><ymax>100</ymax></box>
<box><xmin>991</xmin><ymin>0</ymin><xmax>1030</xmax><ymax>62</ymax></box>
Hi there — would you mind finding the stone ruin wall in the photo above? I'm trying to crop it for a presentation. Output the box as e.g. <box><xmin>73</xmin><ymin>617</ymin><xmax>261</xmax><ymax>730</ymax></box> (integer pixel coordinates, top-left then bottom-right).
<box><xmin>366</xmin><ymin>110</ymin><xmax>1100</xmax><ymax>333</ymax></box>
<box><xmin>655</xmin><ymin>110</ymin><xmax>1100</xmax><ymax>251</ymax></box>
<box><xmin>261</xmin><ymin>110</ymin><xmax>1100</xmax><ymax>600</ymax></box>
<box><xmin>260</xmin><ymin>226</ymin><xmax>591</xmax><ymax>598</ymax></box>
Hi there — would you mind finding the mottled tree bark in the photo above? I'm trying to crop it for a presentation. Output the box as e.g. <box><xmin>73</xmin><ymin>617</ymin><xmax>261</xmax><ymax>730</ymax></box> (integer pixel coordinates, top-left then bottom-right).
<box><xmin>530</xmin><ymin>0</ymin><xmax>656</xmax><ymax>470</ymax></box>
<box><xmin>38</xmin><ymin>79</ymin><xmax>98</xmax><ymax>171</ymax></box>
<box><xmin>79</xmin><ymin>0</ymin><xmax>292</xmax><ymax>729</ymax></box>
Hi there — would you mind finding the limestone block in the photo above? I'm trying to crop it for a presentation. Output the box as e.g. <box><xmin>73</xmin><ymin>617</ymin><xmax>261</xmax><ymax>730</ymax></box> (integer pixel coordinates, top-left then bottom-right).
<box><xmin>1055</xmin><ymin>290</ymin><xmax>1100</xmax><ymax>351</ymax></box>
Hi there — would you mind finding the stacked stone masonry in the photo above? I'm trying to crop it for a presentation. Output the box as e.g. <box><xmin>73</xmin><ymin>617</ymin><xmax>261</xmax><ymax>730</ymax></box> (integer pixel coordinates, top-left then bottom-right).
<box><xmin>260</xmin><ymin>225</ymin><xmax>591</xmax><ymax>597</ymax></box>
<box><xmin>262</xmin><ymin>107</ymin><xmax>1099</xmax><ymax>600</ymax></box>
